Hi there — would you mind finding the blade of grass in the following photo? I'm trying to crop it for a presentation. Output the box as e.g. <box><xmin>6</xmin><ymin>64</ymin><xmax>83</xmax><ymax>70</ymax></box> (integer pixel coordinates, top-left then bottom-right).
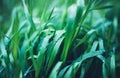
<box><xmin>102</xmin><ymin>62</ymin><xmax>107</xmax><ymax>78</ymax></box>
<box><xmin>97</xmin><ymin>55</ymin><xmax>107</xmax><ymax>78</ymax></box>
<box><xmin>72</xmin><ymin>0</ymin><xmax>93</xmax><ymax>41</ymax></box>
<box><xmin>47</xmin><ymin>37</ymin><xmax>64</xmax><ymax>72</ymax></box>
<box><xmin>90</xmin><ymin>5</ymin><xmax>113</xmax><ymax>10</ymax></box>
<box><xmin>68</xmin><ymin>40</ymin><xmax>105</xmax><ymax>77</ymax></box>
<box><xmin>80</xmin><ymin>65</ymin><xmax>86</xmax><ymax>78</ymax></box>
<box><xmin>58</xmin><ymin>65</ymin><xmax>70</xmax><ymax>78</ymax></box>
<box><xmin>64</xmin><ymin>66</ymin><xmax>73</xmax><ymax>78</ymax></box>
<box><xmin>60</xmin><ymin>4</ymin><xmax>77</xmax><ymax>62</ymax></box>
<box><xmin>22</xmin><ymin>0</ymin><xmax>36</xmax><ymax>35</ymax></box>
<box><xmin>74</xmin><ymin>29</ymin><xmax>96</xmax><ymax>49</ymax></box>
<box><xmin>35</xmin><ymin>34</ymin><xmax>53</xmax><ymax>78</ymax></box>
<box><xmin>11</xmin><ymin>8</ymin><xmax>19</xmax><ymax>62</ymax></box>
<box><xmin>49</xmin><ymin>62</ymin><xmax>63</xmax><ymax>78</ymax></box>
<box><xmin>46</xmin><ymin>30</ymin><xmax>65</xmax><ymax>64</ymax></box>
<box><xmin>110</xmin><ymin>51</ymin><xmax>116</xmax><ymax>78</ymax></box>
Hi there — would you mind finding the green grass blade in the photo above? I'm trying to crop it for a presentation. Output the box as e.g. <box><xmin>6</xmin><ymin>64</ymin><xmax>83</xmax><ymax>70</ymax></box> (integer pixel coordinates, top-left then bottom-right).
<box><xmin>102</xmin><ymin>62</ymin><xmax>108</xmax><ymax>78</ymax></box>
<box><xmin>47</xmin><ymin>37</ymin><xmax>64</xmax><ymax>72</ymax></box>
<box><xmin>58</xmin><ymin>65</ymin><xmax>70</xmax><ymax>78</ymax></box>
<box><xmin>11</xmin><ymin>9</ymin><xmax>19</xmax><ymax>62</ymax></box>
<box><xmin>22</xmin><ymin>0</ymin><xmax>36</xmax><ymax>35</ymax></box>
<box><xmin>73</xmin><ymin>0</ymin><xmax>92</xmax><ymax>40</ymax></box>
<box><xmin>64</xmin><ymin>66</ymin><xmax>73</xmax><ymax>78</ymax></box>
<box><xmin>36</xmin><ymin>34</ymin><xmax>53</xmax><ymax>77</ymax></box>
<box><xmin>74</xmin><ymin>29</ymin><xmax>96</xmax><ymax>49</ymax></box>
<box><xmin>71</xmin><ymin>40</ymin><xmax>105</xmax><ymax>76</ymax></box>
<box><xmin>98</xmin><ymin>38</ymin><xmax>105</xmax><ymax>50</ymax></box>
<box><xmin>90</xmin><ymin>5</ymin><xmax>113</xmax><ymax>10</ymax></box>
<box><xmin>46</xmin><ymin>30</ymin><xmax>65</xmax><ymax>66</ymax></box>
<box><xmin>110</xmin><ymin>52</ymin><xmax>116</xmax><ymax>78</ymax></box>
<box><xmin>49</xmin><ymin>62</ymin><xmax>63</xmax><ymax>78</ymax></box>
<box><xmin>60</xmin><ymin>4</ymin><xmax>77</xmax><ymax>61</ymax></box>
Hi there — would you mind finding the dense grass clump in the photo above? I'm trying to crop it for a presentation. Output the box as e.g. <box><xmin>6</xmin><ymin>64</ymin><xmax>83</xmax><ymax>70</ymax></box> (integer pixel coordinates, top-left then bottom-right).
<box><xmin>0</xmin><ymin>0</ymin><xmax>120</xmax><ymax>78</ymax></box>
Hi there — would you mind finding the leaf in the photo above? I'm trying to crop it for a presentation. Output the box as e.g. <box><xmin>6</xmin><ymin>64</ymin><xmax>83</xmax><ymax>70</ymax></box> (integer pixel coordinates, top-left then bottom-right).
<box><xmin>110</xmin><ymin>52</ymin><xmax>116</xmax><ymax>78</ymax></box>
<box><xmin>74</xmin><ymin>4</ymin><xmax>83</xmax><ymax>27</ymax></box>
<box><xmin>49</xmin><ymin>62</ymin><xmax>63</xmax><ymax>78</ymax></box>
<box><xmin>64</xmin><ymin>66</ymin><xmax>73</xmax><ymax>78</ymax></box>
<box><xmin>24</xmin><ymin>65</ymin><xmax>32</xmax><ymax>76</ymax></box>
<box><xmin>58</xmin><ymin>65</ymin><xmax>70</xmax><ymax>78</ymax></box>
<box><xmin>46</xmin><ymin>30</ymin><xmax>65</xmax><ymax>64</ymax></box>
<box><xmin>47</xmin><ymin>37</ymin><xmax>64</xmax><ymax>72</ymax></box>
<box><xmin>98</xmin><ymin>38</ymin><xmax>105</xmax><ymax>50</ymax></box>
<box><xmin>22</xmin><ymin>0</ymin><xmax>36</xmax><ymax>35</ymax></box>
<box><xmin>90</xmin><ymin>40</ymin><xmax>98</xmax><ymax>52</ymax></box>
<box><xmin>72</xmin><ymin>0</ymin><xmax>92</xmax><ymax>42</ymax></box>
<box><xmin>60</xmin><ymin>4</ymin><xmax>78</xmax><ymax>61</ymax></box>
<box><xmin>0</xmin><ymin>40</ymin><xmax>8</xmax><ymax>66</ymax></box>
<box><xmin>11</xmin><ymin>8</ymin><xmax>19</xmax><ymax>62</ymax></box>
<box><xmin>54</xmin><ymin>30</ymin><xmax>65</xmax><ymax>41</ymax></box>
<box><xmin>91</xmin><ymin>5</ymin><xmax>113</xmax><ymax>10</ymax></box>
<box><xmin>70</xmin><ymin>40</ymin><xmax>105</xmax><ymax>76</ymax></box>
<box><xmin>102</xmin><ymin>62</ymin><xmax>108</xmax><ymax>78</ymax></box>
<box><xmin>37</xmin><ymin>34</ymin><xmax>53</xmax><ymax>72</ymax></box>
<box><xmin>74</xmin><ymin>29</ymin><xmax>96</xmax><ymax>49</ymax></box>
<box><xmin>97</xmin><ymin>55</ymin><xmax>108</xmax><ymax>78</ymax></box>
<box><xmin>80</xmin><ymin>65</ymin><xmax>86</xmax><ymax>78</ymax></box>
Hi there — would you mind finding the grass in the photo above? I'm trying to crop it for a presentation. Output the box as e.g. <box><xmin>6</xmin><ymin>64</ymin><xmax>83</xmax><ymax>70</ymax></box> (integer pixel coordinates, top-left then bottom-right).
<box><xmin>0</xmin><ymin>0</ymin><xmax>120</xmax><ymax>78</ymax></box>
